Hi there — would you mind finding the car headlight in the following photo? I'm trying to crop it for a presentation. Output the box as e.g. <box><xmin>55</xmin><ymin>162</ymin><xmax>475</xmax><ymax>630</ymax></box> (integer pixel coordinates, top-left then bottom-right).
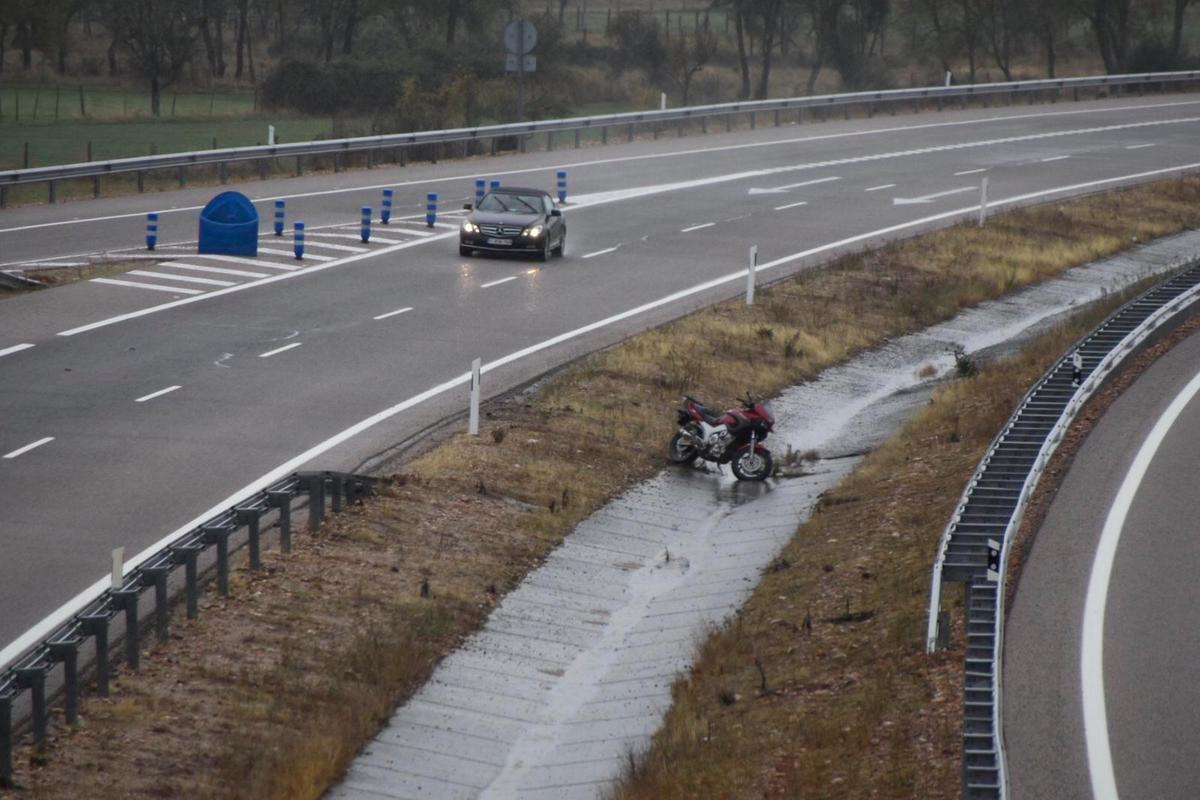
<box><xmin>461</xmin><ymin>220</ymin><xmax>480</xmax><ymax>234</ymax></box>
<box><xmin>523</xmin><ymin>225</ymin><xmax>544</xmax><ymax>238</ymax></box>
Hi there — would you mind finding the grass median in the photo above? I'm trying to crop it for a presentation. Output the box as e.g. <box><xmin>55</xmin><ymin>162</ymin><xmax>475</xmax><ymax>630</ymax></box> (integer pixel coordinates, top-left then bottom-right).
<box><xmin>5</xmin><ymin>175</ymin><xmax>1198</xmax><ymax>799</ymax></box>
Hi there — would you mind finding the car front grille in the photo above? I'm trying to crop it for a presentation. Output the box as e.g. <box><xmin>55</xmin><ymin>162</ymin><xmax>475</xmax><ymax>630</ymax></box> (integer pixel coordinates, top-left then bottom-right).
<box><xmin>480</xmin><ymin>223</ymin><xmax>524</xmax><ymax>236</ymax></box>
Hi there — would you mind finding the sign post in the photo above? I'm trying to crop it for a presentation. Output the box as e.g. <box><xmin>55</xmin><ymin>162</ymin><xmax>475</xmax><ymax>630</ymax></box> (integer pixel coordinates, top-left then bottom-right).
<box><xmin>505</xmin><ymin>19</ymin><xmax>538</xmax><ymax>123</ymax></box>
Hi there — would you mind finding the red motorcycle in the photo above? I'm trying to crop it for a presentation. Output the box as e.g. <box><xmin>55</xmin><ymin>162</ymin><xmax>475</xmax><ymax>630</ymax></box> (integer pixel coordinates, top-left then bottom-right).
<box><xmin>668</xmin><ymin>395</ymin><xmax>775</xmax><ymax>481</ymax></box>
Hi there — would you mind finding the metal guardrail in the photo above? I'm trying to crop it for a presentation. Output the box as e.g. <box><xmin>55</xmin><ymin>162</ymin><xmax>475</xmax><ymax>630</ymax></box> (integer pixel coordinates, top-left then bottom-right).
<box><xmin>924</xmin><ymin>256</ymin><xmax>1200</xmax><ymax>799</ymax></box>
<box><xmin>0</xmin><ymin>470</ymin><xmax>374</xmax><ymax>787</ymax></box>
<box><xmin>0</xmin><ymin>70</ymin><xmax>1197</xmax><ymax>204</ymax></box>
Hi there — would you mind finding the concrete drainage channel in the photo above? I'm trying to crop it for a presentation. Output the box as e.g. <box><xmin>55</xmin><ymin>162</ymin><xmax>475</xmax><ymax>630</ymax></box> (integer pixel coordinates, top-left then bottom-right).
<box><xmin>329</xmin><ymin>231</ymin><xmax>1200</xmax><ymax>800</ymax></box>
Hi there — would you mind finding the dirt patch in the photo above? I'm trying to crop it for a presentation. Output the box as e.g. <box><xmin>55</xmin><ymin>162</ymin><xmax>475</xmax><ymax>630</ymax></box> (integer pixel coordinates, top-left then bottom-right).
<box><xmin>3</xmin><ymin>178</ymin><xmax>1199</xmax><ymax>799</ymax></box>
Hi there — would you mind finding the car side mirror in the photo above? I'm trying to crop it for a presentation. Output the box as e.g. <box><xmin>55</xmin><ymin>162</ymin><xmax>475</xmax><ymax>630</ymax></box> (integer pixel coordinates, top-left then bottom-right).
<box><xmin>550</xmin><ymin>209</ymin><xmax>562</xmax><ymax>217</ymax></box>
<box><xmin>463</xmin><ymin>203</ymin><xmax>473</xmax><ymax>211</ymax></box>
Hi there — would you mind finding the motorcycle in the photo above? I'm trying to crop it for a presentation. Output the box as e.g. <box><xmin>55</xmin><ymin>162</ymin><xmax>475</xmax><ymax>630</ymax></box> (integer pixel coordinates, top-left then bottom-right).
<box><xmin>668</xmin><ymin>395</ymin><xmax>775</xmax><ymax>481</ymax></box>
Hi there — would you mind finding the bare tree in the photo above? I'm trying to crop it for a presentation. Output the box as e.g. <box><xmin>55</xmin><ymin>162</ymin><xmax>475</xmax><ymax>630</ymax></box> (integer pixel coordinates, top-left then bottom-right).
<box><xmin>666</xmin><ymin>22</ymin><xmax>718</xmax><ymax>104</ymax></box>
<box><xmin>1085</xmin><ymin>0</ymin><xmax>1137</xmax><ymax>73</ymax></box>
<box><xmin>1171</xmin><ymin>0</ymin><xmax>1194</xmax><ymax>61</ymax></box>
<box><xmin>107</xmin><ymin>0</ymin><xmax>198</xmax><ymax>115</ymax></box>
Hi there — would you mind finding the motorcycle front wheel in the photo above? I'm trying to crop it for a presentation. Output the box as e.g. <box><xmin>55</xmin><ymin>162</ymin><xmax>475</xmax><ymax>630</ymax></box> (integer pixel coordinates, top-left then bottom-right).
<box><xmin>668</xmin><ymin>431</ymin><xmax>700</xmax><ymax>464</ymax></box>
<box><xmin>731</xmin><ymin>448</ymin><xmax>773</xmax><ymax>481</ymax></box>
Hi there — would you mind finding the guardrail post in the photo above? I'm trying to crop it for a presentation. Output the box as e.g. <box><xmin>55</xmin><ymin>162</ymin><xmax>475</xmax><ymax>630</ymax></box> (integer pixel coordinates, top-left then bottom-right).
<box><xmin>218</xmin><ymin>161</ymin><xmax>228</xmax><ymax>184</ymax></box>
<box><xmin>774</xmin><ymin>109</ymin><xmax>781</xmax><ymax>126</ymax></box>
<box><xmin>307</xmin><ymin>473</ymin><xmax>325</xmax><ymax>532</ymax></box>
<box><xmin>295</xmin><ymin>155</ymin><xmax>304</xmax><ymax>176</ymax></box>
<box><xmin>426</xmin><ymin>193</ymin><xmax>437</xmax><ymax>227</ymax></box>
<box><xmin>381</xmin><ymin>188</ymin><xmax>393</xmax><ymax>224</ymax></box>
<box><xmin>202</xmin><ymin>523</ymin><xmax>234</xmax><ymax>596</ymax></box>
<box><xmin>177</xmin><ymin>165</ymin><xmax>186</xmax><ymax>188</ymax></box>
<box><xmin>143</xmin><ymin>564</ymin><xmax>171</xmax><ymax>641</ymax></box>
<box><xmin>0</xmin><ymin>686</ymin><xmax>13</xmax><ymax>787</ymax></box>
<box><xmin>750</xmin><ymin>111</ymin><xmax>757</xmax><ymax>129</ymax></box>
<box><xmin>330</xmin><ymin>474</ymin><xmax>344</xmax><ymax>514</ymax></box>
<box><xmin>574</xmin><ymin>129</ymin><xmax>581</xmax><ymax>148</ymax></box>
<box><xmin>48</xmin><ymin>639</ymin><xmax>80</xmax><ymax>724</ymax></box>
<box><xmin>146</xmin><ymin>212</ymin><xmax>158</xmax><ymax>251</ymax></box>
<box><xmin>80</xmin><ymin>614</ymin><xmax>110</xmax><ymax>696</ymax></box>
<box><xmin>48</xmin><ymin>180</ymin><xmax>57</xmax><ymax>204</ymax></box>
<box><xmin>273</xmin><ymin>200</ymin><xmax>285</xmax><ymax>236</ymax></box>
<box><xmin>557</xmin><ymin>170</ymin><xmax>567</xmax><ymax>203</ymax></box>
<box><xmin>112</xmin><ymin>587</ymin><xmax>141</xmax><ymax>670</ymax></box>
<box><xmin>469</xmin><ymin>358</ymin><xmax>482</xmax><ymax>436</ymax></box>
<box><xmin>360</xmin><ymin>206</ymin><xmax>372</xmax><ymax>243</ymax></box>
<box><xmin>547</xmin><ymin>131</ymin><xmax>554</xmax><ymax>151</ymax></box>
<box><xmin>170</xmin><ymin>541</ymin><xmax>202</xmax><ymax>618</ymax></box>
<box><xmin>237</xmin><ymin>508</ymin><xmax>263</xmax><ymax>570</ymax></box>
<box><xmin>14</xmin><ymin>667</ymin><xmax>46</xmax><ymax>747</ymax></box>
<box><xmin>601</xmin><ymin>126</ymin><xmax>608</xmax><ymax>144</ymax></box>
<box><xmin>725</xmin><ymin>114</ymin><xmax>732</xmax><ymax>132</ymax></box>
<box><xmin>334</xmin><ymin>151</ymin><xmax>343</xmax><ymax>173</ymax></box>
<box><xmin>294</xmin><ymin>221</ymin><xmax>305</xmax><ymax>260</ymax></box>
<box><xmin>268</xmin><ymin>491</ymin><xmax>293</xmax><ymax>553</ymax></box>
<box><xmin>0</xmin><ymin>187</ymin><xmax>7</xmax><ymax>208</ymax></box>
<box><xmin>628</xmin><ymin>123</ymin><xmax>635</xmax><ymax>142</ymax></box>
<box><xmin>701</xmin><ymin>116</ymin><xmax>708</xmax><ymax>134</ymax></box>
<box><xmin>490</xmin><ymin>138</ymin><xmax>498</xmax><ymax>156</ymax></box>
<box><xmin>137</xmin><ymin>170</ymin><xmax>145</xmax><ymax>192</ymax></box>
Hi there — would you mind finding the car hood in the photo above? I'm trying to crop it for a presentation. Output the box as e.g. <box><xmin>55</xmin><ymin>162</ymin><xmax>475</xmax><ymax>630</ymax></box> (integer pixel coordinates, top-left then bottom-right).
<box><xmin>468</xmin><ymin>210</ymin><xmax>542</xmax><ymax>226</ymax></box>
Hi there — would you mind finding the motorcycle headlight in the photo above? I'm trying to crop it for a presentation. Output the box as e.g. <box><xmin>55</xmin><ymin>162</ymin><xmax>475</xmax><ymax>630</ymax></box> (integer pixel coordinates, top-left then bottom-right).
<box><xmin>461</xmin><ymin>220</ymin><xmax>480</xmax><ymax>234</ymax></box>
<box><xmin>523</xmin><ymin>225</ymin><xmax>544</xmax><ymax>238</ymax></box>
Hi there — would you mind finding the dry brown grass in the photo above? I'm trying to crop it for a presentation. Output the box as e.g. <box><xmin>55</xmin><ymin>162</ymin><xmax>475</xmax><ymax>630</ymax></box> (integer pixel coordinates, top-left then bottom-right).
<box><xmin>4</xmin><ymin>177</ymin><xmax>1198</xmax><ymax>799</ymax></box>
<box><xmin>610</xmin><ymin>297</ymin><xmax>1133</xmax><ymax>800</ymax></box>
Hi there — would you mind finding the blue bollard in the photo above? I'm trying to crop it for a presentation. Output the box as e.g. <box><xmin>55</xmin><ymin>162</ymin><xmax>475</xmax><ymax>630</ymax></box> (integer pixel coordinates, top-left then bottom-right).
<box><xmin>426</xmin><ymin>193</ymin><xmax>437</xmax><ymax>227</ymax></box>
<box><xmin>294</xmin><ymin>221</ymin><xmax>305</xmax><ymax>260</ymax></box>
<box><xmin>489</xmin><ymin>180</ymin><xmax>501</xmax><ymax>191</ymax></box>
<box><xmin>557</xmin><ymin>170</ymin><xmax>567</xmax><ymax>203</ymax></box>
<box><xmin>475</xmin><ymin>179</ymin><xmax>486</xmax><ymax>206</ymax></box>
<box><xmin>273</xmin><ymin>200</ymin><xmax>285</xmax><ymax>236</ymax></box>
<box><xmin>361</xmin><ymin>207</ymin><xmax>372</xmax><ymax>243</ymax></box>
<box><xmin>145</xmin><ymin>212</ymin><xmax>158</xmax><ymax>251</ymax></box>
<box><xmin>381</xmin><ymin>189</ymin><xmax>393</xmax><ymax>224</ymax></box>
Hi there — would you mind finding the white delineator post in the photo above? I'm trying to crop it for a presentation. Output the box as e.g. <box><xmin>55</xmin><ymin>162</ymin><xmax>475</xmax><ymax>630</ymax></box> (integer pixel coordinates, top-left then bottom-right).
<box><xmin>469</xmin><ymin>358</ymin><xmax>482</xmax><ymax>435</ymax></box>
<box><xmin>268</xmin><ymin>124</ymin><xmax>276</xmax><ymax>146</ymax></box>
<box><xmin>111</xmin><ymin>546</ymin><xmax>125</xmax><ymax>589</ymax></box>
<box><xmin>978</xmin><ymin>176</ymin><xmax>989</xmax><ymax>228</ymax></box>
<box><xmin>746</xmin><ymin>245</ymin><xmax>758</xmax><ymax>305</ymax></box>
<box><xmin>661</xmin><ymin>92</ymin><xmax>667</xmax><ymax>110</ymax></box>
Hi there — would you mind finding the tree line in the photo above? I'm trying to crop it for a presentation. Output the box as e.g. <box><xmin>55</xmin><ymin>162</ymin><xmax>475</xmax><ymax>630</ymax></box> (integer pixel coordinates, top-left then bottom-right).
<box><xmin>0</xmin><ymin>0</ymin><xmax>1194</xmax><ymax>120</ymax></box>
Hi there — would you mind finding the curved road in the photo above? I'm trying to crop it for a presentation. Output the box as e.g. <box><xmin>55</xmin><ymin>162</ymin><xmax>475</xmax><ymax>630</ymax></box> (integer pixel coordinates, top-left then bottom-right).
<box><xmin>1006</xmin><ymin>327</ymin><xmax>1200</xmax><ymax>798</ymax></box>
<box><xmin>2</xmin><ymin>93</ymin><xmax>1199</xmax><ymax>667</ymax></box>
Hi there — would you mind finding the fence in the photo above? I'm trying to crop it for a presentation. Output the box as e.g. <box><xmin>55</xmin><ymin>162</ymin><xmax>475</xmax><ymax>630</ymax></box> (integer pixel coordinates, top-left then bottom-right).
<box><xmin>0</xmin><ymin>470</ymin><xmax>374</xmax><ymax>787</ymax></box>
<box><xmin>1</xmin><ymin>70</ymin><xmax>1198</xmax><ymax>206</ymax></box>
<box><xmin>925</xmin><ymin>256</ymin><xmax>1200</xmax><ymax>799</ymax></box>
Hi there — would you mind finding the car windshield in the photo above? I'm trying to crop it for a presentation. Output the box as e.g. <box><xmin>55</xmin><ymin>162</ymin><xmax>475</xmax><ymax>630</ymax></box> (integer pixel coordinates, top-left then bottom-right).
<box><xmin>477</xmin><ymin>193</ymin><xmax>543</xmax><ymax>214</ymax></box>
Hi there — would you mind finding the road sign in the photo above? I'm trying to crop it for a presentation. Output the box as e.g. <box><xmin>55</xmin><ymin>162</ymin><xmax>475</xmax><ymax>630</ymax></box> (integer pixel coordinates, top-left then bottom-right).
<box><xmin>505</xmin><ymin>54</ymin><xmax>537</xmax><ymax>73</ymax></box>
<box><xmin>505</xmin><ymin>19</ymin><xmax>537</xmax><ymax>55</ymax></box>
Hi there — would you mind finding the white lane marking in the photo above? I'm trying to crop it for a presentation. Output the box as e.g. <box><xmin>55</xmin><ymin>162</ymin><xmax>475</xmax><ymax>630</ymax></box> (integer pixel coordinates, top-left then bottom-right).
<box><xmin>12</xmin><ymin>261</ymin><xmax>86</xmax><ymax>268</ymax></box>
<box><xmin>582</xmin><ymin>246</ymin><xmax>619</xmax><ymax>259</ymax></box>
<box><xmin>681</xmin><ymin>222</ymin><xmax>715</xmax><ymax>232</ymax></box>
<box><xmin>481</xmin><ymin>276</ymin><xmax>519</xmax><ymax>288</ymax></box>
<box><xmin>865</xmin><ymin>183</ymin><xmax>896</xmax><ymax>192</ymax></box>
<box><xmin>191</xmin><ymin>254</ymin><xmax>299</xmax><ymax>270</ymax></box>
<box><xmin>0</xmin><ymin>343</ymin><xmax>34</xmax><ymax>359</ymax></box>
<box><xmin>8</xmin><ymin>159</ymin><xmax>1200</xmax><ymax>680</ymax></box>
<box><xmin>774</xmin><ymin>200</ymin><xmax>809</xmax><ymax>211</ymax></box>
<box><xmin>1082</xmin><ymin>366</ymin><xmax>1200</xmax><ymax>800</ymax></box>
<box><xmin>127</xmin><ymin>270</ymin><xmax>235</xmax><ymax>287</ymax></box>
<box><xmin>297</xmin><ymin>239</ymin><xmax>369</xmax><ymax>254</ymax></box>
<box><xmin>161</xmin><ymin>262</ymin><xmax>268</xmax><ymax>278</ymax></box>
<box><xmin>258</xmin><ymin>342</ymin><xmax>302</xmax><ymax>358</ymax></box>
<box><xmin>1042</xmin><ymin>154</ymin><xmax>1071</xmax><ymax>162</ymax></box>
<box><xmin>893</xmin><ymin>185</ymin><xmax>976</xmax><ymax>205</ymax></box>
<box><xmin>58</xmin><ymin>233</ymin><xmax>453</xmax><ymax>338</ymax></box>
<box><xmin>258</xmin><ymin>247</ymin><xmax>333</xmax><ymax>261</ymax></box>
<box><xmin>748</xmin><ymin>175</ymin><xmax>841</xmax><ymax>195</ymax></box>
<box><xmin>4</xmin><ymin>97</ymin><xmax>1197</xmax><ymax>239</ymax></box>
<box><xmin>91</xmin><ymin>278</ymin><xmax>204</xmax><ymax>295</ymax></box>
<box><xmin>135</xmin><ymin>385</ymin><xmax>182</xmax><ymax>403</ymax></box>
<box><xmin>955</xmin><ymin>168</ymin><xmax>988</xmax><ymax>175</ymax></box>
<box><xmin>307</xmin><ymin>233</ymin><xmax>376</xmax><ymax>242</ymax></box>
<box><xmin>1126</xmin><ymin>143</ymin><xmax>1156</xmax><ymax>150</ymax></box>
<box><xmin>373</xmin><ymin>307</ymin><xmax>413</xmax><ymax>321</ymax></box>
<box><xmin>3</xmin><ymin>437</ymin><xmax>54</xmax><ymax>460</ymax></box>
<box><xmin>386</xmin><ymin>224</ymin><xmax>435</xmax><ymax>237</ymax></box>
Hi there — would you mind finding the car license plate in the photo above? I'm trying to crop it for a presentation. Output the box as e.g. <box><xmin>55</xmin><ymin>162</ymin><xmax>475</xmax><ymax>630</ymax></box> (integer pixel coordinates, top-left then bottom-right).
<box><xmin>486</xmin><ymin>237</ymin><xmax>511</xmax><ymax>246</ymax></box>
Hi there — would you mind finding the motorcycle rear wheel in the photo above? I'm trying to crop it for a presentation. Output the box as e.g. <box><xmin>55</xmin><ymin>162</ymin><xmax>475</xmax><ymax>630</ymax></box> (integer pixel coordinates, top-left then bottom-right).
<box><xmin>668</xmin><ymin>431</ymin><xmax>700</xmax><ymax>464</ymax></box>
<box><xmin>732</xmin><ymin>448</ymin><xmax>773</xmax><ymax>481</ymax></box>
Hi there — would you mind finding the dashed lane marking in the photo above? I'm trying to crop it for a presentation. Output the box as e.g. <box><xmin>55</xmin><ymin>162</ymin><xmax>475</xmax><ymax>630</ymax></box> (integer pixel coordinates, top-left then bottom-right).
<box><xmin>680</xmin><ymin>223</ymin><xmax>715</xmax><ymax>232</ymax></box>
<box><xmin>3</xmin><ymin>437</ymin><xmax>54</xmax><ymax>460</ymax></box>
<box><xmin>582</xmin><ymin>247</ymin><xmax>619</xmax><ymax>259</ymax></box>
<box><xmin>481</xmin><ymin>276</ymin><xmax>519</xmax><ymax>288</ymax></box>
<box><xmin>865</xmin><ymin>183</ymin><xmax>896</xmax><ymax>192</ymax></box>
<box><xmin>0</xmin><ymin>343</ymin><xmax>34</xmax><ymax>359</ymax></box>
<box><xmin>773</xmin><ymin>200</ymin><xmax>809</xmax><ymax>211</ymax></box>
<box><xmin>258</xmin><ymin>342</ymin><xmax>303</xmax><ymax>358</ymax></box>
<box><xmin>135</xmin><ymin>385</ymin><xmax>182</xmax><ymax>403</ymax></box>
<box><xmin>374</xmin><ymin>307</ymin><xmax>414</xmax><ymax>320</ymax></box>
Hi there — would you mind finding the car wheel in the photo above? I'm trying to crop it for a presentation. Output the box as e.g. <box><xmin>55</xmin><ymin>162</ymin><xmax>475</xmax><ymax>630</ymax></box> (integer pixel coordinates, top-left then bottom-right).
<box><xmin>553</xmin><ymin>231</ymin><xmax>566</xmax><ymax>257</ymax></box>
<box><xmin>459</xmin><ymin>244</ymin><xmax>472</xmax><ymax>257</ymax></box>
<box><xmin>536</xmin><ymin>237</ymin><xmax>549</xmax><ymax>262</ymax></box>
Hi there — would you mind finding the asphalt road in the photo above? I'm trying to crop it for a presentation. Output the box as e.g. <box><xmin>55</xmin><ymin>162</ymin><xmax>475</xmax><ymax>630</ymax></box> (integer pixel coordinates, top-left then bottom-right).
<box><xmin>2</xmin><ymin>93</ymin><xmax>1199</xmax><ymax>665</ymax></box>
<box><xmin>1005</xmin><ymin>328</ymin><xmax>1200</xmax><ymax>799</ymax></box>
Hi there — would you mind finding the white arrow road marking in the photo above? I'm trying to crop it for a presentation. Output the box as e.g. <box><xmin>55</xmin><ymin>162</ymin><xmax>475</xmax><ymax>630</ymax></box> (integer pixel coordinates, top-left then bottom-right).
<box><xmin>747</xmin><ymin>175</ymin><xmax>841</xmax><ymax>195</ymax></box>
<box><xmin>892</xmin><ymin>186</ymin><xmax>976</xmax><ymax>205</ymax></box>
<box><xmin>3</xmin><ymin>437</ymin><xmax>54</xmax><ymax>460</ymax></box>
